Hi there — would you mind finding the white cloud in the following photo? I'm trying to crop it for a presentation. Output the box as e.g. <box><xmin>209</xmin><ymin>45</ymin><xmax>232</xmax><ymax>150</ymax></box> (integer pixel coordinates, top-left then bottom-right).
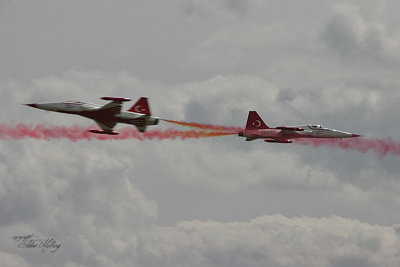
<box><xmin>0</xmin><ymin>140</ymin><xmax>158</xmax><ymax>266</ymax></box>
<box><xmin>154</xmin><ymin>141</ymin><xmax>341</xmax><ymax>192</ymax></box>
<box><xmin>134</xmin><ymin>215</ymin><xmax>400</xmax><ymax>267</ymax></box>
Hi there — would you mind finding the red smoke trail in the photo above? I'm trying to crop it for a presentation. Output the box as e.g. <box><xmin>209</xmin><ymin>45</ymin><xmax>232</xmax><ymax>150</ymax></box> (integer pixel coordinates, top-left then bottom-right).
<box><xmin>162</xmin><ymin>119</ymin><xmax>242</xmax><ymax>132</ymax></box>
<box><xmin>294</xmin><ymin>138</ymin><xmax>400</xmax><ymax>158</ymax></box>
<box><xmin>0</xmin><ymin>124</ymin><xmax>235</xmax><ymax>142</ymax></box>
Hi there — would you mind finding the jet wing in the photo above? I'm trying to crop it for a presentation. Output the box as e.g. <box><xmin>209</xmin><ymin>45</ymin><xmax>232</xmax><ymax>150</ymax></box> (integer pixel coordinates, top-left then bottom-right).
<box><xmin>99</xmin><ymin>101</ymin><xmax>123</xmax><ymax>115</ymax></box>
<box><xmin>98</xmin><ymin>97</ymin><xmax>131</xmax><ymax>115</ymax></box>
<box><xmin>276</xmin><ymin>126</ymin><xmax>304</xmax><ymax>131</ymax></box>
<box><xmin>94</xmin><ymin>120</ymin><xmax>117</xmax><ymax>133</ymax></box>
<box><xmin>245</xmin><ymin>136</ymin><xmax>258</xmax><ymax>141</ymax></box>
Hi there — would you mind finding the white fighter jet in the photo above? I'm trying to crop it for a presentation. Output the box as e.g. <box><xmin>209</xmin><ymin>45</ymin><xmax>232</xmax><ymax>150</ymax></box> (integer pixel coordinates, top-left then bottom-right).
<box><xmin>238</xmin><ymin>111</ymin><xmax>360</xmax><ymax>143</ymax></box>
<box><xmin>25</xmin><ymin>97</ymin><xmax>159</xmax><ymax>135</ymax></box>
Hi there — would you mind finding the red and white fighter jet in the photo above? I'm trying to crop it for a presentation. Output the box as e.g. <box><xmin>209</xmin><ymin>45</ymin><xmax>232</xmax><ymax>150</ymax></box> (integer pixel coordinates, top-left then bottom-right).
<box><xmin>25</xmin><ymin>97</ymin><xmax>159</xmax><ymax>135</ymax></box>
<box><xmin>238</xmin><ymin>111</ymin><xmax>360</xmax><ymax>143</ymax></box>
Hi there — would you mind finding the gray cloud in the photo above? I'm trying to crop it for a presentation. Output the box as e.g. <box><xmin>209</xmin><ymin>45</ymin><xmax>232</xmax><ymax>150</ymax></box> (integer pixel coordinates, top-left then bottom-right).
<box><xmin>183</xmin><ymin>0</ymin><xmax>249</xmax><ymax>17</ymax></box>
<box><xmin>2</xmin><ymin>0</ymin><xmax>400</xmax><ymax>266</ymax></box>
<box><xmin>322</xmin><ymin>3</ymin><xmax>385</xmax><ymax>56</ymax></box>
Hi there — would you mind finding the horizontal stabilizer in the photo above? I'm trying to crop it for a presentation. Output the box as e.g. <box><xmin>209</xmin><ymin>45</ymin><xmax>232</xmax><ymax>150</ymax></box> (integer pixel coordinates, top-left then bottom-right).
<box><xmin>276</xmin><ymin>126</ymin><xmax>304</xmax><ymax>131</ymax></box>
<box><xmin>136</xmin><ymin>125</ymin><xmax>147</xmax><ymax>132</ymax></box>
<box><xmin>89</xmin><ymin>130</ymin><xmax>119</xmax><ymax>135</ymax></box>
<box><xmin>129</xmin><ymin>116</ymin><xmax>147</xmax><ymax>126</ymax></box>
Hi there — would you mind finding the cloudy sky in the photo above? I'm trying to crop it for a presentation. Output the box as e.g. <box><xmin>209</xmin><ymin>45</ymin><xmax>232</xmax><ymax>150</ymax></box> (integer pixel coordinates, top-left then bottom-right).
<box><xmin>1</xmin><ymin>0</ymin><xmax>400</xmax><ymax>266</ymax></box>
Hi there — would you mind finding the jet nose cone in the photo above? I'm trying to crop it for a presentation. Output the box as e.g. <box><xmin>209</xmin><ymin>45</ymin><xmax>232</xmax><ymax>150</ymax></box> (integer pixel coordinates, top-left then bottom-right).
<box><xmin>24</xmin><ymin>103</ymin><xmax>37</xmax><ymax>108</ymax></box>
<box><xmin>351</xmin><ymin>134</ymin><xmax>361</xmax><ymax>137</ymax></box>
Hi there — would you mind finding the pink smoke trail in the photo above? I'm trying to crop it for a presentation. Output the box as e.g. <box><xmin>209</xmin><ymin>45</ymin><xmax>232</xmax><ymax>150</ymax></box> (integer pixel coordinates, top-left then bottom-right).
<box><xmin>162</xmin><ymin>119</ymin><xmax>242</xmax><ymax>132</ymax></box>
<box><xmin>294</xmin><ymin>138</ymin><xmax>400</xmax><ymax>158</ymax></box>
<box><xmin>0</xmin><ymin>124</ymin><xmax>235</xmax><ymax>142</ymax></box>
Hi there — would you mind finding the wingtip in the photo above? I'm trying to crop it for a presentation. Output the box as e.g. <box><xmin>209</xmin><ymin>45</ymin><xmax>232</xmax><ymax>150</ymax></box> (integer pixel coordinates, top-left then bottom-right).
<box><xmin>88</xmin><ymin>130</ymin><xmax>119</xmax><ymax>135</ymax></box>
<box><xmin>101</xmin><ymin>97</ymin><xmax>131</xmax><ymax>102</ymax></box>
<box><xmin>351</xmin><ymin>134</ymin><xmax>361</xmax><ymax>137</ymax></box>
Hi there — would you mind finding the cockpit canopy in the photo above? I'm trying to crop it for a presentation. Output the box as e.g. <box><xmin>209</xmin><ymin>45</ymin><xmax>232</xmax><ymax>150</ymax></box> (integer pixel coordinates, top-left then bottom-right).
<box><xmin>62</xmin><ymin>101</ymin><xmax>100</xmax><ymax>108</ymax></box>
<box><xmin>308</xmin><ymin>124</ymin><xmax>324</xmax><ymax>129</ymax></box>
<box><xmin>64</xmin><ymin>101</ymin><xmax>85</xmax><ymax>105</ymax></box>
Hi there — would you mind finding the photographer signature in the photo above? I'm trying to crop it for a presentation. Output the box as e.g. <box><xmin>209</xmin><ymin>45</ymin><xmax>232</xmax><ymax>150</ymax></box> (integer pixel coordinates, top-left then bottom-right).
<box><xmin>12</xmin><ymin>234</ymin><xmax>61</xmax><ymax>253</ymax></box>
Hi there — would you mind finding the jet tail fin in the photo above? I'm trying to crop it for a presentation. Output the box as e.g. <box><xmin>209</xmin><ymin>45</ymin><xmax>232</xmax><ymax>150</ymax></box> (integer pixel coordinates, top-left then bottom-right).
<box><xmin>128</xmin><ymin>97</ymin><xmax>151</xmax><ymax>115</ymax></box>
<box><xmin>245</xmin><ymin>111</ymin><xmax>269</xmax><ymax>130</ymax></box>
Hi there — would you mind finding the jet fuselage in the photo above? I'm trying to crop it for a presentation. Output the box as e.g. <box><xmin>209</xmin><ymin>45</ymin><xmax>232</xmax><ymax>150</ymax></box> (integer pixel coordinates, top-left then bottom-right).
<box><xmin>26</xmin><ymin>97</ymin><xmax>159</xmax><ymax>134</ymax></box>
<box><xmin>238</xmin><ymin>111</ymin><xmax>360</xmax><ymax>143</ymax></box>
<box><xmin>239</xmin><ymin>125</ymin><xmax>357</xmax><ymax>139</ymax></box>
